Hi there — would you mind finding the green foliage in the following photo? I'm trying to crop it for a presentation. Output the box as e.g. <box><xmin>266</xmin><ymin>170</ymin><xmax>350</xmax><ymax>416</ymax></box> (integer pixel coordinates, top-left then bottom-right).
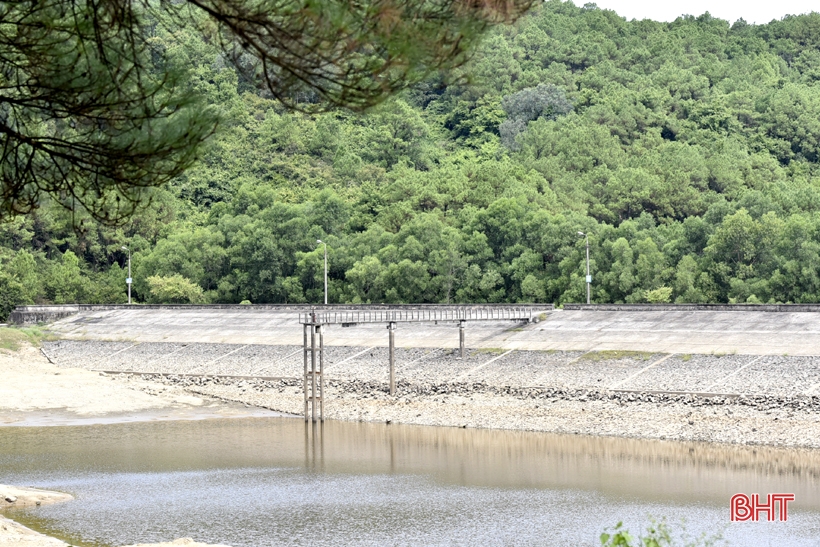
<box><xmin>0</xmin><ymin>0</ymin><xmax>216</xmax><ymax>223</ymax></box>
<box><xmin>0</xmin><ymin>327</ymin><xmax>57</xmax><ymax>351</ymax></box>
<box><xmin>600</xmin><ymin>519</ymin><xmax>725</xmax><ymax>547</ymax></box>
<box><xmin>500</xmin><ymin>84</ymin><xmax>573</xmax><ymax>149</ymax></box>
<box><xmin>0</xmin><ymin>0</ymin><xmax>534</xmax><ymax>222</ymax></box>
<box><xmin>644</xmin><ymin>287</ymin><xmax>673</xmax><ymax>303</ymax></box>
<box><xmin>146</xmin><ymin>274</ymin><xmax>206</xmax><ymax>304</ymax></box>
<box><xmin>45</xmin><ymin>251</ymin><xmax>88</xmax><ymax>305</ymax></box>
<box><xmin>0</xmin><ymin>273</ymin><xmax>25</xmax><ymax>322</ymax></box>
<box><xmin>7</xmin><ymin>4</ymin><xmax>820</xmax><ymax>307</ymax></box>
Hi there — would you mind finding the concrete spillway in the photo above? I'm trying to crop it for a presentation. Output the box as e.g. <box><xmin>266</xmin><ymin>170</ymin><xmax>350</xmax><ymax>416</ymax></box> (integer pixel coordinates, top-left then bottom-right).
<box><xmin>19</xmin><ymin>304</ymin><xmax>820</xmax><ymax>355</ymax></box>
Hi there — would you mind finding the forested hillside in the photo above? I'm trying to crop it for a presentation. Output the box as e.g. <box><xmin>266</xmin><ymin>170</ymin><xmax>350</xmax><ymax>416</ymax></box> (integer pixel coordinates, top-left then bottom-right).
<box><xmin>4</xmin><ymin>1</ymin><xmax>820</xmax><ymax>314</ymax></box>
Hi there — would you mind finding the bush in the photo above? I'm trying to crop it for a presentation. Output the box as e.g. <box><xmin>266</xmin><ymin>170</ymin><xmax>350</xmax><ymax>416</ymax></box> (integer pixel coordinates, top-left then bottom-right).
<box><xmin>146</xmin><ymin>274</ymin><xmax>206</xmax><ymax>304</ymax></box>
<box><xmin>644</xmin><ymin>286</ymin><xmax>673</xmax><ymax>303</ymax></box>
<box><xmin>0</xmin><ymin>274</ymin><xmax>25</xmax><ymax>322</ymax></box>
<box><xmin>600</xmin><ymin>519</ymin><xmax>725</xmax><ymax>547</ymax></box>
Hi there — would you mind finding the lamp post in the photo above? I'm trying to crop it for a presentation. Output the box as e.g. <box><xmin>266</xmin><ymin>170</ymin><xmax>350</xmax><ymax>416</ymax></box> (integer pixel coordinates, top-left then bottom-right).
<box><xmin>121</xmin><ymin>246</ymin><xmax>132</xmax><ymax>304</ymax></box>
<box><xmin>316</xmin><ymin>239</ymin><xmax>327</xmax><ymax>305</ymax></box>
<box><xmin>577</xmin><ymin>232</ymin><xmax>590</xmax><ymax>304</ymax></box>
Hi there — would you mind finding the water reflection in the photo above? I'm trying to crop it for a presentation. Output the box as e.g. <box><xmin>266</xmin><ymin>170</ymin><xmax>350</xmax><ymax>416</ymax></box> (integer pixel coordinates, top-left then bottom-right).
<box><xmin>1</xmin><ymin>418</ymin><xmax>819</xmax><ymax>546</ymax></box>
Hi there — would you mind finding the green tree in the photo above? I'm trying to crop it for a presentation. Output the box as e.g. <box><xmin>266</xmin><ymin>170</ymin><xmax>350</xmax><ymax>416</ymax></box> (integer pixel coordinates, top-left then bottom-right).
<box><xmin>0</xmin><ymin>0</ymin><xmax>533</xmax><ymax>222</ymax></box>
<box><xmin>6</xmin><ymin>250</ymin><xmax>39</xmax><ymax>304</ymax></box>
<box><xmin>0</xmin><ymin>271</ymin><xmax>25</xmax><ymax>321</ymax></box>
<box><xmin>45</xmin><ymin>251</ymin><xmax>88</xmax><ymax>304</ymax></box>
<box><xmin>146</xmin><ymin>274</ymin><xmax>206</xmax><ymax>304</ymax></box>
<box><xmin>500</xmin><ymin>84</ymin><xmax>573</xmax><ymax>150</ymax></box>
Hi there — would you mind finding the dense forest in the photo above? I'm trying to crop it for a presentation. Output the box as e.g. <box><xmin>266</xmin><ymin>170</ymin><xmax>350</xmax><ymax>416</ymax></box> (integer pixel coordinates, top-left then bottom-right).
<box><xmin>4</xmin><ymin>1</ymin><xmax>820</xmax><ymax>315</ymax></box>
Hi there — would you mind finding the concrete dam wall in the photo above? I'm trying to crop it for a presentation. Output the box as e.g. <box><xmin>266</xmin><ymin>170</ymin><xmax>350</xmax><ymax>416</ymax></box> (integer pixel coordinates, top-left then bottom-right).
<box><xmin>21</xmin><ymin>303</ymin><xmax>820</xmax><ymax>445</ymax></box>
<box><xmin>6</xmin><ymin>304</ymin><xmax>820</xmax><ymax>356</ymax></box>
<box><xmin>13</xmin><ymin>303</ymin><xmax>820</xmax><ymax>355</ymax></box>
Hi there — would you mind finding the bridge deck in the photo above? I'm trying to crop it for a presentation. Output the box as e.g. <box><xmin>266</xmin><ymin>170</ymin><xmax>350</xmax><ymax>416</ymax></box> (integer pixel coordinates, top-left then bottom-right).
<box><xmin>301</xmin><ymin>307</ymin><xmax>537</xmax><ymax>325</ymax></box>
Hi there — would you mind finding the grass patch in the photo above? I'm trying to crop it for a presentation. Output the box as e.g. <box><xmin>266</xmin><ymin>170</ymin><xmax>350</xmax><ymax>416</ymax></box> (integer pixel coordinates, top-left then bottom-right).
<box><xmin>473</xmin><ymin>347</ymin><xmax>506</xmax><ymax>355</ymax></box>
<box><xmin>0</xmin><ymin>326</ymin><xmax>58</xmax><ymax>351</ymax></box>
<box><xmin>581</xmin><ymin>350</ymin><xmax>653</xmax><ymax>362</ymax></box>
<box><xmin>681</xmin><ymin>354</ymin><xmax>692</xmax><ymax>362</ymax></box>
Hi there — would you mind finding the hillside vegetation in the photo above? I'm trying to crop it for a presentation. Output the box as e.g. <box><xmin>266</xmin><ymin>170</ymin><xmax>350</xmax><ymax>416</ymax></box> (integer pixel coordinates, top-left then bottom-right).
<box><xmin>4</xmin><ymin>1</ymin><xmax>820</xmax><ymax>315</ymax></box>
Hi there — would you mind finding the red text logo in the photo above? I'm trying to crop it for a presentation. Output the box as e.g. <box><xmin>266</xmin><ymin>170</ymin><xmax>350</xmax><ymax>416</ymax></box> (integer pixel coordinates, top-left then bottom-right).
<box><xmin>731</xmin><ymin>493</ymin><xmax>795</xmax><ymax>522</ymax></box>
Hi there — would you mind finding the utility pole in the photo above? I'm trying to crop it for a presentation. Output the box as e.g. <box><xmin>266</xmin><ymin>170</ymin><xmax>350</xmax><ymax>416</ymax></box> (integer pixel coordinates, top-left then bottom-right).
<box><xmin>316</xmin><ymin>240</ymin><xmax>327</xmax><ymax>305</ymax></box>
<box><xmin>121</xmin><ymin>246</ymin><xmax>132</xmax><ymax>304</ymax></box>
<box><xmin>577</xmin><ymin>232</ymin><xmax>591</xmax><ymax>304</ymax></box>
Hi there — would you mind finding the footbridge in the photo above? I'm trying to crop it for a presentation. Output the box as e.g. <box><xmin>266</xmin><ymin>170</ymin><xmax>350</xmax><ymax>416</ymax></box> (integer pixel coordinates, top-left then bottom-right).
<box><xmin>300</xmin><ymin>306</ymin><xmax>537</xmax><ymax>421</ymax></box>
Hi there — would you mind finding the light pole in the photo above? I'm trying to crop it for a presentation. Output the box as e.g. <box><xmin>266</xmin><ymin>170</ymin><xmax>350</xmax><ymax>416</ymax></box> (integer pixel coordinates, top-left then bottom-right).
<box><xmin>316</xmin><ymin>239</ymin><xmax>327</xmax><ymax>305</ymax></box>
<box><xmin>577</xmin><ymin>232</ymin><xmax>591</xmax><ymax>304</ymax></box>
<box><xmin>121</xmin><ymin>246</ymin><xmax>132</xmax><ymax>304</ymax></box>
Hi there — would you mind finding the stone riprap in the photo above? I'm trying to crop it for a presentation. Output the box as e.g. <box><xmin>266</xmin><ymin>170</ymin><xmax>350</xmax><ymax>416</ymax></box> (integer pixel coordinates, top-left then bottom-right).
<box><xmin>38</xmin><ymin>340</ymin><xmax>820</xmax><ymax>448</ymax></box>
<box><xmin>623</xmin><ymin>354</ymin><xmax>747</xmax><ymax>392</ymax></box>
<box><xmin>41</xmin><ymin>341</ymin><xmax>820</xmax><ymax>397</ymax></box>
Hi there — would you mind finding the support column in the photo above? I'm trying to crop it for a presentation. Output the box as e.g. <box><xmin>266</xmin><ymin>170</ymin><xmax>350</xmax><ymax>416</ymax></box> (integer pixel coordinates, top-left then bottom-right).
<box><xmin>459</xmin><ymin>320</ymin><xmax>466</xmax><ymax>360</ymax></box>
<box><xmin>388</xmin><ymin>322</ymin><xmax>396</xmax><ymax>396</ymax></box>
<box><xmin>310</xmin><ymin>324</ymin><xmax>318</xmax><ymax>423</ymax></box>
<box><xmin>319</xmin><ymin>324</ymin><xmax>325</xmax><ymax>421</ymax></box>
<box><xmin>303</xmin><ymin>323</ymin><xmax>309</xmax><ymax>422</ymax></box>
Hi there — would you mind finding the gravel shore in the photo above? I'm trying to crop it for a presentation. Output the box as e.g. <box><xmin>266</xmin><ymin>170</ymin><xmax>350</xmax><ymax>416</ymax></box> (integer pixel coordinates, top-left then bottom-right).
<box><xmin>42</xmin><ymin>340</ymin><xmax>820</xmax><ymax>449</ymax></box>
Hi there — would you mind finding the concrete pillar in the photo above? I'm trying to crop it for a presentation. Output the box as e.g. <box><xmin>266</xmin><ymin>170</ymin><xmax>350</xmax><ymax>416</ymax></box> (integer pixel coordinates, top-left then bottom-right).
<box><xmin>303</xmin><ymin>323</ymin><xmax>309</xmax><ymax>422</ymax></box>
<box><xmin>388</xmin><ymin>322</ymin><xmax>396</xmax><ymax>395</ymax></box>
<box><xmin>459</xmin><ymin>320</ymin><xmax>466</xmax><ymax>360</ymax></box>
<box><xmin>319</xmin><ymin>325</ymin><xmax>324</xmax><ymax>421</ymax></box>
<box><xmin>310</xmin><ymin>324</ymin><xmax>318</xmax><ymax>423</ymax></box>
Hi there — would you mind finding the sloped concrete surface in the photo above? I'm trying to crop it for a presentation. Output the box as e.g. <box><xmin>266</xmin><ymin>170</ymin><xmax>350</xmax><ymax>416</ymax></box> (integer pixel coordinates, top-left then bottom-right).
<box><xmin>45</xmin><ymin>307</ymin><xmax>820</xmax><ymax>355</ymax></box>
<box><xmin>508</xmin><ymin>309</ymin><xmax>820</xmax><ymax>355</ymax></box>
<box><xmin>41</xmin><ymin>340</ymin><xmax>820</xmax><ymax>397</ymax></box>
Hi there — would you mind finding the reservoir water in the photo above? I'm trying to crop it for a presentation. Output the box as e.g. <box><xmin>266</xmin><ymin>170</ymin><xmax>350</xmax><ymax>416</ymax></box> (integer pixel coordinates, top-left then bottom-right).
<box><xmin>1</xmin><ymin>417</ymin><xmax>819</xmax><ymax>546</ymax></box>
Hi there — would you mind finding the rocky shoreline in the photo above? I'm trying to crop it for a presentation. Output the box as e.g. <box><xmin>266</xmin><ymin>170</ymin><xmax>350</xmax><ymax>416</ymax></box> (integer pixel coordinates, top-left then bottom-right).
<box><xmin>114</xmin><ymin>372</ymin><xmax>820</xmax><ymax>449</ymax></box>
<box><xmin>36</xmin><ymin>340</ymin><xmax>820</xmax><ymax>449</ymax></box>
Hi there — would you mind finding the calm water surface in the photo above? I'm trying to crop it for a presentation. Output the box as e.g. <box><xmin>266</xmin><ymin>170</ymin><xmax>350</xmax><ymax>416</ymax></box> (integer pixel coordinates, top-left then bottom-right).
<box><xmin>1</xmin><ymin>418</ymin><xmax>819</xmax><ymax>546</ymax></box>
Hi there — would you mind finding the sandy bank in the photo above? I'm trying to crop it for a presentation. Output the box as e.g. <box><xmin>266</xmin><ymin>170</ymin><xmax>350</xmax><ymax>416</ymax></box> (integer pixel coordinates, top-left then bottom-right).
<box><xmin>0</xmin><ymin>485</ymin><xmax>73</xmax><ymax>546</ymax></box>
<box><xmin>0</xmin><ymin>514</ymin><xmax>231</xmax><ymax>547</ymax></box>
<box><xmin>0</xmin><ymin>345</ymin><xmax>204</xmax><ymax>417</ymax></box>
<box><xmin>0</xmin><ymin>514</ymin><xmax>68</xmax><ymax>547</ymax></box>
<box><xmin>0</xmin><ymin>345</ymin><xmax>277</xmax><ymax>546</ymax></box>
<box><xmin>1</xmin><ymin>485</ymin><xmax>73</xmax><ymax>509</ymax></box>
<box><xmin>0</xmin><ymin>345</ymin><xmax>281</xmax><ymax>426</ymax></box>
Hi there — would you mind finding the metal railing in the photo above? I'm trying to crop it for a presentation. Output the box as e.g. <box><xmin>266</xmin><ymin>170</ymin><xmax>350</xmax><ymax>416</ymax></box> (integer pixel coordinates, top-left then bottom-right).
<box><xmin>300</xmin><ymin>307</ymin><xmax>538</xmax><ymax>325</ymax></box>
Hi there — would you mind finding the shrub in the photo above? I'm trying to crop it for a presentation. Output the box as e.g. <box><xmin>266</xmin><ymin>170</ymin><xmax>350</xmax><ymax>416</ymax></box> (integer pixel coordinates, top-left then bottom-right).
<box><xmin>146</xmin><ymin>274</ymin><xmax>206</xmax><ymax>304</ymax></box>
